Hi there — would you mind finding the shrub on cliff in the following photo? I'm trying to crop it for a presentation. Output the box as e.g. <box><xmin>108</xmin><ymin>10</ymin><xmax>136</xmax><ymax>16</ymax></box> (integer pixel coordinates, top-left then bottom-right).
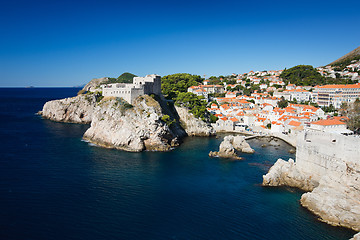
<box><xmin>161</xmin><ymin>114</ymin><xmax>175</xmax><ymax>127</ymax></box>
<box><xmin>175</xmin><ymin>92</ymin><xmax>209</xmax><ymax>121</ymax></box>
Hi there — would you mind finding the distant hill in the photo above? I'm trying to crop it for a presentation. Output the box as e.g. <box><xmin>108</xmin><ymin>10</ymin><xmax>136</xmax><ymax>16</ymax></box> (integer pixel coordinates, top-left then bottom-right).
<box><xmin>117</xmin><ymin>72</ymin><xmax>137</xmax><ymax>83</ymax></box>
<box><xmin>328</xmin><ymin>46</ymin><xmax>360</xmax><ymax>68</ymax></box>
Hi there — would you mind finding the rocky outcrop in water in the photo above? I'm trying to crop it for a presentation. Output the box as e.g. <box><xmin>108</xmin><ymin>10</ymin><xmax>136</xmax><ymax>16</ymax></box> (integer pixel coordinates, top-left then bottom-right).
<box><xmin>232</xmin><ymin>135</ymin><xmax>255</xmax><ymax>154</ymax></box>
<box><xmin>351</xmin><ymin>232</ymin><xmax>360</xmax><ymax>240</ymax></box>
<box><xmin>175</xmin><ymin>106</ymin><xmax>215</xmax><ymax>136</ymax></box>
<box><xmin>263</xmin><ymin>131</ymin><xmax>360</xmax><ymax>236</ymax></box>
<box><xmin>209</xmin><ymin>135</ymin><xmax>254</xmax><ymax>159</ymax></box>
<box><xmin>262</xmin><ymin>158</ymin><xmax>317</xmax><ymax>192</ymax></box>
<box><xmin>83</xmin><ymin>95</ymin><xmax>186</xmax><ymax>152</ymax></box>
<box><xmin>301</xmin><ymin>175</ymin><xmax>360</xmax><ymax>232</ymax></box>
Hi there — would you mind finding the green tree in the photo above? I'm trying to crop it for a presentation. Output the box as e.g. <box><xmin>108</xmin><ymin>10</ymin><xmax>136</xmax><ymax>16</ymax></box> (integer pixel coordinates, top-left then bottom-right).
<box><xmin>161</xmin><ymin>114</ymin><xmax>175</xmax><ymax>127</ymax></box>
<box><xmin>280</xmin><ymin>65</ymin><xmax>324</xmax><ymax>86</ymax></box>
<box><xmin>278</xmin><ymin>97</ymin><xmax>288</xmax><ymax>108</ymax></box>
<box><xmin>175</xmin><ymin>92</ymin><xmax>209</xmax><ymax>121</ymax></box>
<box><xmin>161</xmin><ymin>73</ymin><xmax>203</xmax><ymax>100</ymax></box>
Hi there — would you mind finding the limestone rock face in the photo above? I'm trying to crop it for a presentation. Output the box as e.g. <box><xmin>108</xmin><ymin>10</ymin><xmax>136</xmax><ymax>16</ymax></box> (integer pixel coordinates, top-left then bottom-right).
<box><xmin>301</xmin><ymin>175</ymin><xmax>360</xmax><ymax>232</ymax></box>
<box><xmin>232</xmin><ymin>135</ymin><xmax>255</xmax><ymax>154</ymax></box>
<box><xmin>262</xmin><ymin>158</ymin><xmax>317</xmax><ymax>191</ymax></box>
<box><xmin>40</xmin><ymin>91</ymin><xmax>187</xmax><ymax>152</ymax></box>
<box><xmin>351</xmin><ymin>232</ymin><xmax>360</xmax><ymax>240</ymax></box>
<box><xmin>83</xmin><ymin>95</ymin><xmax>186</xmax><ymax>152</ymax></box>
<box><xmin>209</xmin><ymin>135</ymin><xmax>254</xmax><ymax>159</ymax></box>
<box><xmin>175</xmin><ymin>106</ymin><xmax>215</xmax><ymax>136</ymax></box>
<box><xmin>40</xmin><ymin>94</ymin><xmax>97</xmax><ymax>123</ymax></box>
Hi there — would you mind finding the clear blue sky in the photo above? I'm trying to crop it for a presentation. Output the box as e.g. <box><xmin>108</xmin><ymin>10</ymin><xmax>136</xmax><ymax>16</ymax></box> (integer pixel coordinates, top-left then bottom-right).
<box><xmin>1</xmin><ymin>0</ymin><xmax>359</xmax><ymax>87</ymax></box>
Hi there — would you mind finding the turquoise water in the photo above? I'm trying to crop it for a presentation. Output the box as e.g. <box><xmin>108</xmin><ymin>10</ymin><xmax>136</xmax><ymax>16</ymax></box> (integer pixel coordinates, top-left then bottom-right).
<box><xmin>0</xmin><ymin>88</ymin><xmax>356</xmax><ymax>239</ymax></box>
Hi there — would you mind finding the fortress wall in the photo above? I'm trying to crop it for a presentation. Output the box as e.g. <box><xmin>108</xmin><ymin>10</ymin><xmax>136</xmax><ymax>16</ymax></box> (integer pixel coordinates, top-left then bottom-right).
<box><xmin>130</xmin><ymin>88</ymin><xmax>145</xmax><ymax>104</ymax></box>
<box><xmin>295</xmin><ymin>131</ymin><xmax>360</xmax><ymax>183</ymax></box>
<box><xmin>102</xmin><ymin>75</ymin><xmax>161</xmax><ymax>104</ymax></box>
<box><xmin>102</xmin><ymin>85</ymin><xmax>134</xmax><ymax>104</ymax></box>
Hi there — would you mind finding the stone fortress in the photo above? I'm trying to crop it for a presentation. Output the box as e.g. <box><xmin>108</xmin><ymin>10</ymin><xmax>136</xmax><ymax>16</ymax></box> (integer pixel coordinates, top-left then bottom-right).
<box><xmin>101</xmin><ymin>74</ymin><xmax>161</xmax><ymax>104</ymax></box>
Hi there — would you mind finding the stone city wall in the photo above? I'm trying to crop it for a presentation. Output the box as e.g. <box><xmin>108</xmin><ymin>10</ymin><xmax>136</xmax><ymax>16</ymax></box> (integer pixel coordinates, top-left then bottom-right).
<box><xmin>295</xmin><ymin>131</ymin><xmax>360</xmax><ymax>183</ymax></box>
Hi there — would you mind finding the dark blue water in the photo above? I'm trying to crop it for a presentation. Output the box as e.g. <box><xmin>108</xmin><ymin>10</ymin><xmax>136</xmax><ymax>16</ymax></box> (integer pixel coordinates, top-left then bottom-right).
<box><xmin>0</xmin><ymin>88</ymin><xmax>356</xmax><ymax>240</ymax></box>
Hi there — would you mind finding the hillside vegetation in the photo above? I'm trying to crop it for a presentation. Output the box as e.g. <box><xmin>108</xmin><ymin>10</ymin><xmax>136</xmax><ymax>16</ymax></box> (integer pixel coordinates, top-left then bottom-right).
<box><xmin>280</xmin><ymin>65</ymin><xmax>324</xmax><ymax>86</ymax></box>
<box><xmin>161</xmin><ymin>73</ymin><xmax>203</xmax><ymax>100</ymax></box>
<box><xmin>161</xmin><ymin>73</ymin><xmax>217</xmax><ymax>122</ymax></box>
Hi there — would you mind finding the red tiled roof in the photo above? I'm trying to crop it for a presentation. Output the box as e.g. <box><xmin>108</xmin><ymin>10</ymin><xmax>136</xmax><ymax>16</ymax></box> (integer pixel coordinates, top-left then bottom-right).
<box><xmin>288</xmin><ymin>120</ymin><xmax>301</xmax><ymax>126</ymax></box>
<box><xmin>316</xmin><ymin>83</ymin><xmax>360</xmax><ymax>89</ymax></box>
<box><xmin>311</xmin><ymin>119</ymin><xmax>346</xmax><ymax>126</ymax></box>
<box><xmin>229</xmin><ymin>117</ymin><xmax>238</xmax><ymax>122</ymax></box>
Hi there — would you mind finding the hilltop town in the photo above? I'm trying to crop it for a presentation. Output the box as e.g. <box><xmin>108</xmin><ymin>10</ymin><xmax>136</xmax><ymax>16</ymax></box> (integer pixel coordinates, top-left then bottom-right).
<box><xmin>186</xmin><ymin>59</ymin><xmax>360</xmax><ymax>137</ymax></box>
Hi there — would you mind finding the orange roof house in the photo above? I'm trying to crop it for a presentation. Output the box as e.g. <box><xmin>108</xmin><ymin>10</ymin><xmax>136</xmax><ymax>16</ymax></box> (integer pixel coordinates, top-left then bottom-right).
<box><xmin>229</xmin><ymin>117</ymin><xmax>239</xmax><ymax>122</ymax></box>
<box><xmin>288</xmin><ymin>120</ymin><xmax>301</xmax><ymax>127</ymax></box>
<box><xmin>311</xmin><ymin>119</ymin><xmax>345</xmax><ymax>126</ymax></box>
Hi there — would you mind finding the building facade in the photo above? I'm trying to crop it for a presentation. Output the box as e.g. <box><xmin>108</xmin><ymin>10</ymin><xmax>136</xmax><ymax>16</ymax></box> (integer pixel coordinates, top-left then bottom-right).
<box><xmin>101</xmin><ymin>74</ymin><xmax>161</xmax><ymax>104</ymax></box>
<box><xmin>313</xmin><ymin>83</ymin><xmax>360</xmax><ymax>108</ymax></box>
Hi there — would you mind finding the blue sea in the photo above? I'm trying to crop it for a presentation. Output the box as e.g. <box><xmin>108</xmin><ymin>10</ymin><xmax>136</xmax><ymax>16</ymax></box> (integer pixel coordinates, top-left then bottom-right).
<box><xmin>0</xmin><ymin>88</ymin><xmax>356</xmax><ymax>240</ymax></box>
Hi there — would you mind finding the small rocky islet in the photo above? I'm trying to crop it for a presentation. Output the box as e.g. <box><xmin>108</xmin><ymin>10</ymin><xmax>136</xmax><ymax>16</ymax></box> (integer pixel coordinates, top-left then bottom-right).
<box><xmin>209</xmin><ymin>135</ymin><xmax>254</xmax><ymax>160</ymax></box>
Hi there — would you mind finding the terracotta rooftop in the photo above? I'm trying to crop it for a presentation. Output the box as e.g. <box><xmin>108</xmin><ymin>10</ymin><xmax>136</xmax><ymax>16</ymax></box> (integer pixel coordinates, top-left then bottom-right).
<box><xmin>316</xmin><ymin>83</ymin><xmax>360</xmax><ymax>89</ymax></box>
<box><xmin>288</xmin><ymin>120</ymin><xmax>301</xmax><ymax>127</ymax></box>
<box><xmin>311</xmin><ymin>119</ymin><xmax>346</xmax><ymax>126</ymax></box>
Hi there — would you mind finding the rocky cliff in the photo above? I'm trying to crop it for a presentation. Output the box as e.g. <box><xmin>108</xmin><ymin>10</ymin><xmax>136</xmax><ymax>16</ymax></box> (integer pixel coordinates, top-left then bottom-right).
<box><xmin>209</xmin><ymin>135</ymin><xmax>254</xmax><ymax>159</ymax></box>
<box><xmin>263</xmin><ymin>131</ymin><xmax>360</xmax><ymax>234</ymax></box>
<box><xmin>40</xmin><ymin>92</ymin><xmax>190</xmax><ymax>152</ymax></box>
<box><xmin>175</xmin><ymin>106</ymin><xmax>215</xmax><ymax>136</ymax></box>
<box><xmin>83</xmin><ymin>95</ymin><xmax>186</xmax><ymax>152</ymax></box>
<box><xmin>40</xmin><ymin>93</ymin><xmax>98</xmax><ymax>123</ymax></box>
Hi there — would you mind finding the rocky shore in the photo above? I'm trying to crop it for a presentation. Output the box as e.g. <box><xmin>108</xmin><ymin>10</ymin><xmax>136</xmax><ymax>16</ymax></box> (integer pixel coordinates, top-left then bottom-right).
<box><xmin>209</xmin><ymin>135</ymin><xmax>254</xmax><ymax>159</ymax></box>
<box><xmin>263</xmin><ymin>131</ymin><xmax>360</xmax><ymax>238</ymax></box>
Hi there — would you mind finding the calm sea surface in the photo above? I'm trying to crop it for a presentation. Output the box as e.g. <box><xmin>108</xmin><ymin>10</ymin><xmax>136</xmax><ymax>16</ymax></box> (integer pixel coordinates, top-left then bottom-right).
<box><xmin>0</xmin><ymin>88</ymin><xmax>356</xmax><ymax>240</ymax></box>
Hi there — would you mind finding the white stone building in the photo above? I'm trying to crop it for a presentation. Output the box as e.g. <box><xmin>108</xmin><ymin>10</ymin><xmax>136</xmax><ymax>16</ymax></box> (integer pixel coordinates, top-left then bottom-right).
<box><xmin>101</xmin><ymin>74</ymin><xmax>161</xmax><ymax>104</ymax></box>
<box><xmin>284</xmin><ymin>89</ymin><xmax>311</xmax><ymax>103</ymax></box>
<box><xmin>313</xmin><ymin>83</ymin><xmax>360</xmax><ymax>108</ymax></box>
<box><xmin>309</xmin><ymin>119</ymin><xmax>351</xmax><ymax>134</ymax></box>
<box><xmin>273</xmin><ymin>91</ymin><xmax>291</xmax><ymax>101</ymax></box>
